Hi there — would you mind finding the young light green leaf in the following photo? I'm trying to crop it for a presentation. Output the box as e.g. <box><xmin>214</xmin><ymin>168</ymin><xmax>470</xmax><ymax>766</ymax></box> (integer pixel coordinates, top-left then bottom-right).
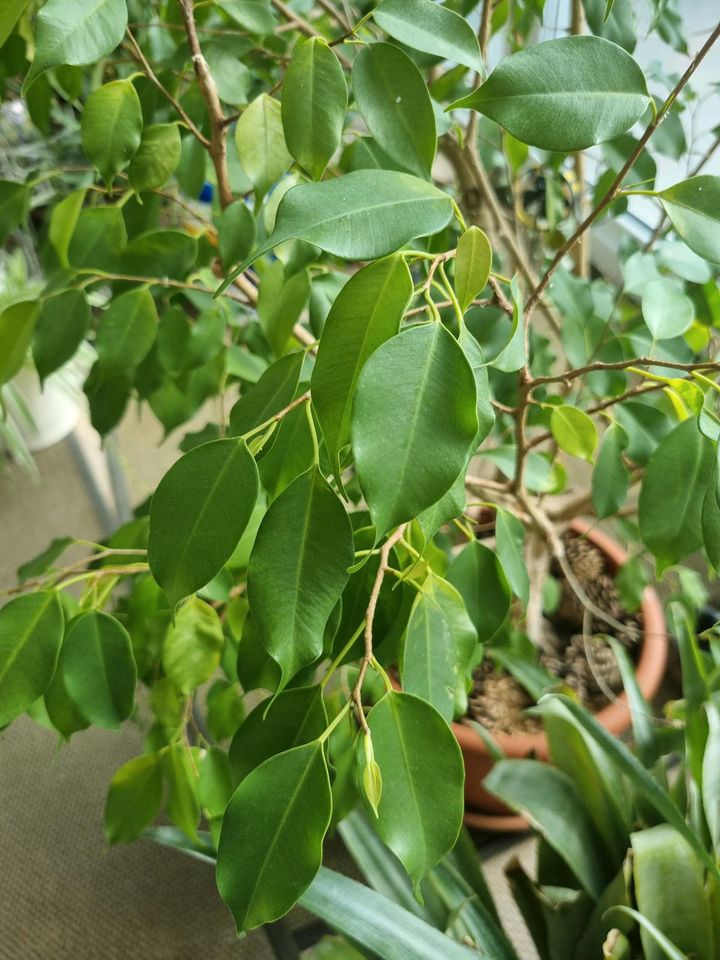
<box><xmin>217</xmin><ymin>741</ymin><xmax>332</xmax><ymax>933</ymax></box>
<box><xmin>282</xmin><ymin>38</ymin><xmax>347</xmax><ymax>180</ymax></box>
<box><xmin>447</xmin><ymin>539</ymin><xmax>511</xmax><ymax>642</ymax></box>
<box><xmin>235</xmin><ymin>94</ymin><xmax>292</xmax><ymax>202</ymax></box>
<box><xmin>352</xmin><ymin>323</ymin><xmax>478</xmax><ymax>536</ymax></box>
<box><xmin>658</xmin><ymin>176</ymin><xmax>720</xmax><ymax>264</ymax></box>
<box><xmin>641</xmin><ymin>278</ymin><xmax>694</xmax><ymax>340</ymax></box>
<box><xmin>312</xmin><ymin>255</ymin><xmax>412</xmax><ymax>484</ymax></box>
<box><xmin>550</xmin><ymin>405</ymin><xmax>598</xmax><ymax>461</ymax></box>
<box><xmin>148</xmin><ymin>438</ymin><xmax>259</xmax><ymax>608</ymax></box>
<box><xmin>364</xmin><ymin>691</ymin><xmax>464</xmax><ymax>892</ymax></box>
<box><xmin>352</xmin><ymin>43</ymin><xmax>436</xmax><ymax>180</ymax></box>
<box><xmin>495</xmin><ymin>507</ymin><xmax>530</xmax><ymax>605</ymax></box>
<box><xmin>128</xmin><ymin>123</ymin><xmax>182</xmax><ymax>193</ymax></box>
<box><xmin>23</xmin><ymin>0</ymin><xmax>127</xmax><ymax>92</ymax></box>
<box><xmin>247</xmin><ymin>468</ymin><xmax>353</xmax><ymax>686</ymax></box>
<box><xmin>33</xmin><ymin>290</ymin><xmax>90</xmax><ymax>384</ymax></box>
<box><xmin>454</xmin><ymin>227</ymin><xmax>492</xmax><ymax>313</ymax></box>
<box><xmin>163</xmin><ymin>743</ymin><xmax>201</xmax><ymax>841</ymax></box>
<box><xmin>81</xmin><ymin>79</ymin><xmax>143</xmax><ymax>185</ymax></box>
<box><xmin>362</xmin><ymin>732</ymin><xmax>383</xmax><ymax>817</ymax></box>
<box><xmin>104</xmin><ymin>753</ymin><xmax>163</xmax><ymax>844</ymax></box>
<box><xmin>162</xmin><ymin>597</ymin><xmax>224</xmax><ymax>694</ymax></box>
<box><xmin>0</xmin><ymin>300</ymin><xmax>40</xmax><ymax>386</ymax></box>
<box><xmin>95</xmin><ymin>287</ymin><xmax>157</xmax><ymax>376</ymax></box>
<box><xmin>373</xmin><ymin>0</ymin><xmax>483</xmax><ymax>73</ymax></box>
<box><xmin>449</xmin><ymin>36</ymin><xmax>650</xmax><ymax>152</ymax></box>
<box><xmin>0</xmin><ymin>592</ymin><xmax>64</xmax><ymax>726</ymax></box>
<box><xmin>229</xmin><ymin>351</ymin><xmax>304</xmax><ymax>437</ymax></box>
<box><xmin>61</xmin><ymin>611</ymin><xmax>136</xmax><ymax>730</ymax></box>
<box><xmin>219</xmin><ymin>170</ymin><xmax>454</xmax><ymax>289</ymax></box>
<box><xmin>592</xmin><ymin>422</ymin><xmax>629</xmax><ymax>518</ymax></box>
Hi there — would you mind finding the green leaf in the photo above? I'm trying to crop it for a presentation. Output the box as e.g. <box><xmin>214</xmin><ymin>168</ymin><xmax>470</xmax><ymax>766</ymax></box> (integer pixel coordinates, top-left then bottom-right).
<box><xmin>257</xmin><ymin>261</ymin><xmax>310</xmax><ymax>356</ymax></box>
<box><xmin>68</xmin><ymin>206</ymin><xmax>127</xmax><ymax>272</ymax></box>
<box><xmin>95</xmin><ymin>287</ymin><xmax>158</xmax><ymax>376</ymax></box>
<box><xmin>282</xmin><ymin>38</ymin><xmax>347</xmax><ymax>180</ymax></box>
<box><xmin>17</xmin><ymin>537</ymin><xmax>73</xmax><ymax>584</ymax></box>
<box><xmin>364</xmin><ymin>691</ymin><xmax>465</xmax><ymax>892</ymax></box>
<box><xmin>493</xmin><ymin>276</ymin><xmax>526</xmax><ymax>373</ymax></box>
<box><xmin>217</xmin><ymin>0</ymin><xmax>277</xmax><ymax>34</ymax></box>
<box><xmin>199</xmin><ymin>745</ymin><xmax>233</xmax><ymax>817</ymax></box>
<box><xmin>163</xmin><ymin>743</ymin><xmax>201</xmax><ymax>841</ymax></box>
<box><xmin>449</xmin><ymin>36</ymin><xmax>650</xmax><ymax>152</ymax></box>
<box><xmin>235</xmin><ymin>94</ymin><xmax>292</xmax><ymax>202</ymax></box>
<box><xmin>229</xmin><ymin>351</ymin><xmax>304</xmax><ymax>437</ymax></box>
<box><xmin>23</xmin><ymin>0</ymin><xmax>127</xmax><ymax>92</ymax></box>
<box><xmin>33</xmin><ymin>290</ymin><xmax>90</xmax><ymax>384</ymax></box>
<box><xmin>454</xmin><ymin>227</ymin><xmax>492</xmax><ymax>313</ymax></box>
<box><xmin>373</xmin><ymin>0</ymin><xmax>483</xmax><ymax>73</ymax></box>
<box><xmin>228</xmin><ymin>684</ymin><xmax>327</xmax><ymax>785</ymax></box>
<box><xmin>592</xmin><ymin>422</ymin><xmax>629</xmax><ymax>519</ymax></box>
<box><xmin>352</xmin><ymin>43</ymin><xmax>436</xmax><ymax>180</ymax></box>
<box><xmin>81</xmin><ymin>79</ymin><xmax>143</xmax><ymax>186</ymax></box>
<box><xmin>0</xmin><ymin>180</ymin><xmax>28</xmax><ymax>244</ymax></box>
<box><xmin>49</xmin><ymin>190</ymin><xmax>86</xmax><ymax>268</ymax></box>
<box><xmin>658</xmin><ymin>176</ymin><xmax>720</xmax><ymax>264</ymax></box>
<box><xmin>605</xmin><ymin>907</ymin><xmax>687</xmax><ymax>960</ymax></box>
<box><xmin>312</xmin><ymin>255</ymin><xmax>412</xmax><ymax>484</ymax></box>
<box><xmin>162</xmin><ymin>597</ymin><xmax>224</xmax><ymax>694</ymax></box>
<box><xmin>149</xmin><ymin>439</ymin><xmax>259</xmax><ymax>608</ymax></box>
<box><xmin>217</xmin><ymin>200</ymin><xmax>256</xmax><ymax>270</ymax></box>
<box><xmin>61</xmin><ymin>612</ymin><xmax>136</xmax><ymax>729</ymax></box>
<box><xmin>447</xmin><ymin>540</ymin><xmax>510</xmax><ymax>642</ymax></box>
<box><xmin>638</xmin><ymin>418</ymin><xmax>713</xmax><ymax>573</ymax></box>
<box><xmin>550</xmin><ymin>405</ymin><xmax>598</xmax><ymax>461</ymax></box>
<box><xmin>219</xmin><ymin>170</ymin><xmax>454</xmax><ymax>288</ymax></box>
<box><xmin>206</xmin><ymin>679</ymin><xmax>245</xmax><ymax>741</ymax></box>
<box><xmin>247</xmin><ymin>468</ymin><xmax>353</xmax><ymax>686</ymax></box>
<box><xmin>352</xmin><ymin>323</ymin><xmax>478</xmax><ymax>536</ymax></box>
<box><xmin>495</xmin><ymin>507</ymin><xmax>530</xmax><ymax>605</ymax></box>
<box><xmin>128</xmin><ymin>123</ymin><xmax>182</xmax><ymax>193</ymax></box>
<box><xmin>401</xmin><ymin>587</ymin><xmax>458</xmax><ymax>721</ymax></box>
<box><xmin>122</xmin><ymin>230</ymin><xmax>198</xmax><ymax>280</ymax></box>
<box><xmin>0</xmin><ymin>0</ymin><xmax>27</xmax><ymax>47</ymax></box>
<box><xmin>641</xmin><ymin>278</ymin><xmax>694</xmax><ymax>340</ymax></box>
<box><xmin>104</xmin><ymin>753</ymin><xmax>163</xmax><ymax>844</ymax></box>
<box><xmin>0</xmin><ymin>300</ymin><xmax>40</xmax><ymax>386</ymax></box>
<box><xmin>0</xmin><ymin>592</ymin><xmax>64</xmax><ymax>726</ymax></box>
<box><xmin>217</xmin><ymin>741</ymin><xmax>332</xmax><ymax>933</ymax></box>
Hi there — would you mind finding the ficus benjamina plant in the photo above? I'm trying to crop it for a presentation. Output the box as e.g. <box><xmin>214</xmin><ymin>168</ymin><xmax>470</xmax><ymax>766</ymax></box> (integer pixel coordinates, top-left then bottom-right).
<box><xmin>0</xmin><ymin>0</ymin><xmax>720</xmax><ymax>950</ymax></box>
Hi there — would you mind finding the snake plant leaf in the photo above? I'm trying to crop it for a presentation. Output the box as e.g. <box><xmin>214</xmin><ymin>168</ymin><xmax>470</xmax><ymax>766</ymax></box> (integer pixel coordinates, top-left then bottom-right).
<box><xmin>658</xmin><ymin>176</ymin><xmax>720</xmax><ymax>264</ymax></box>
<box><xmin>454</xmin><ymin>227</ymin><xmax>492</xmax><ymax>313</ymax></box>
<box><xmin>104</xmin><ymin>753</ymin><xmax>164</xmax><ymax>844</ymax></box>
<box><xmin>352</xmin><ymin>323</ymin><xmax>478</xmax><ymax>537</ymax></box>
<box><xmin>373</xmin><ymin>0</ymin><xmax>483</xmax><ymax>73</ymax></box>
<box><xmin>247</xmin><ymin>468</ymin><xmax>353</xmax><ymax>687</ymax></box>
<box><xmin>23</xmin><ymin>0</ymin><xmax>127</xmax><ymax>92</ymax></box>
<box><xmin>312</xmin><ymin>255</ymin><xmax>412</xmax><ymax>485</ymax></box>
<box><xmin>550</xmin><ymin>405</ymin><xmax>598</xmax><ymax>461</ymax></box>
<box><xmin>638</xmin><ymin>418</ymin><xmax>713</xmax><ymax>574</ymax></box>
<box><xmin>448</xmin><ymin>36</ymin><xmax>650</xmax><ymax>152</ymax></box>
<box><xmin>149</xmin><ymin>438</ymin><xmax>259</xmax><ymax>609</ymax></box>
<box><xmin>592</xmin><ymin>422</ymin><xmax>629</xmax><ymax>519</ymax></box>
<box><xmin>364</xmin><ymin>691</ymin><xmax>465</xmax><ymax>893</ymax></box>
<box><xmin>447</xmin><ymin>540</ymin><xmax>511</xmax><ymax>643</ymax></box>
<box><xmin>641</xmin><ymin>278</ymin><xmax>694</xmax><ymax>340</ymax></box>
<box><xmin>218</xmin><ymin>171</ymin><xmax>454</xmax><ymax>291</ymax></box>
<box><xmin>162</xmin><ymin>597</ymin><xmax>225</xmax><ymax>694</ymax></box>
<box><xmin>282</xmin><ymin>38</ymin><xmax>347</xmax><ymax>180</ymax></box>
<box><xmin>217</xmin><ymin>740</ymin><xmax>332</xmax><ymax>933</ymax></box>
<box><xmin>352</xmin><ymin>43</ymin><xmax>436</xmax><ymax>180</ymax></box>
<box><xmin>81</xmin><ymin>79</ymin><xmax>143</xmax><ymax>186</ymax></box>
<box><xmin>0</xmin><ymin>592</ymin><xmax>64</xmax><ymax>726</ymax></box>
<box><xmin>61</xmin><ymin>611</ymin><xmax>136</xmax><ymax>729</ymax></box>
<box><xmin>235</xmin><ymin>94</ymin><xmax>292</xmax><ymax>202</ymax></box>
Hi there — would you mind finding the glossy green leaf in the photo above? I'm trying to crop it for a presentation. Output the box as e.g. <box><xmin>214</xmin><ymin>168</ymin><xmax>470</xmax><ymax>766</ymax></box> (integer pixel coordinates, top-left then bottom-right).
<box><xmin>162</xmin><ymin>597</ymin><xmax>224</xmax><ymax>694</ymax></box>
<box><xmin>352</xmin><ymin>323</ymin><xmax>478</xmax><ymax>536</ymax></box>
<box><xmin>0</xmin><ymin>0</ymin><xmax>27</xmax><ymax>47</ymax></box>
<box><xmin>454</xmin><ymin>227</ymin><xmax>492</xmax><ymax>313</ymax></box>
<box><xmin>220</xmin><ymin>171</ymin><xmax>454</xmax><ymax>288</ymax></box>
<box><xmin>122</xmin><ymin>230</ymin><xmax>198</xmax><ymax>280</ymax></box>
<box><xmin>658</xmin><ymin>176</ymin><xmax>720</xmax><ymax>264</ymax></box>
<box><xmin>128</xmin><ymin>123</ymin><xmax>182</xmax><ymax>193</ymax></box>
<box><xmin>248</xmin><ymin>468</ymin><xmax>353</xmax><ymax>685</ymax></box>
<box><xmin>149</xmin><ymin>439</ymin><xmax>259</xmax><ymax>608</ymax></box>
<box><xmin>235</xmin><ymin>94</ymin><xmax>292</xmax><ymax>201</ymax></box>
<box><xmin>550</xmin><ymin>404</ymin><xmax>598</xmax><ymax>462</ymax></box>
<box><xmin>457</xmin><ymin>326</ymin><xmax>495</xmax><ymax>444</ymax></box>
<box><xmin>218</xmin><ymin>0</ymin><xmax>276</xmax><ymax>34</ymax></box>
<box><xmin>0</xmin><ymin>180</ymin><xmax>28</xmax><ymax>244</ymax></box>
<box><xmin>229</xmin><ymin>351</ymin><xmax>304</xmax><ymax>437</ymax></box>
<box><xmin>33</xmin><ymin>290</ymin><xmax>90</xmax><ymax>384</ymax></box>
<box><xmin>638</xmin><ymin>418</ymin><xmax>713</xmax><ymax>573</ymax></box>
<box><xmin>24</xmin><ymin>0</ymin><xmax>127</xmax><ymax>92</ymax></box>
<box><xmin>163</xmin><ymin>743</ymin><xmax>201</xmax><ymax>840</ymax></box>
<box><xmin>0</xmin><ymin>300</ymin><xmax>40</xmax><ymax>386</ymax></box>
<box><xmin>95</xmin><ymin>287</ymin><xmax>157</xmax><ymax>376</ymax></box>
<box><xmin>206</xmin><ymin>679</ymin><xmax>245</xmax><ymax>741</ymax></box>
<box><xmin>104</xmin><ymin>753</ymin><xmax>163</xmax><ymax>844</ymax></box>
<box><xmin>401</xmin><ymin>587</ymin><xmax>457</xmax><ymax>721</ymax></box>
<box><xmin>199</xmin><ymin>745</ymin><xmax>233</xmax><ymax>817</ymax></box>
<box><xmin>0</xmin><ymin>592</ymin><xmax>64</xmax><ymax>726</ymax></box>
<box><xmin>217</xmin><ymin>200</ymin><xmax>256</xmax><ymax>270</ymax></box>
<box><xmin>592</xmin><ymin>422</ymin><xmax>629</xmax><ymax>519</ymax></box>
<box><xmin>257</xmin><ymin>261</ymin><xmax>310</xmax><ymax>356</ymax></box>
<box><xmin>61</xmin><ymin>612</ymin><xmax>136</xmax><ymax>729</ymax></box>
<box><xmin>495</xmin><ymin>507</ymin><xmax>529</xmax><ymax>605</ymax></box>
<box><xmin>641</xmin><ymin>278</ymin><xmax>694</xmax><ymax>340</ymax></box>
<box><xmin>449</xmin><ymin>36</ymin><xmax>650</xmax><ymax>152</ymax></box>
<box><xmin>447</xmin><ymin>540</ymin><xmax>510</xmax><ymax>642</ymax></box>
<box><xmin>312</xmin><ymin>255</ymin><xmax>412</xmax><ymax>483</ymax></box>
<box><xmin>373</xmin><ymin>0</ymin><xmax>483</xmax><ymax>73</ymax></box>
<box><xmin>81</xmin><ymin>79</ymin><xmax>143</xmax><ymax>185</ymax></box>
<box><xmin>282</xmin><ymin>38</ymin><xmax>347</xmax><ymax>180</ymax></box>
<box><xmin>68</xmin><ymin>206</ymin><xmax>127</xmax><ymax>271</ymax></box>
<box><xmin>493</xmin><ymin>276</ymin><xmax>526</xmax><ymax>373</ymax></box>
<box><xmin>353</xmin><ymin>43</ymin><xmax>436</xmax><ymax>180</ymax></box>
<box><xmin>217</xmin><ymin>740</ymin><xmax>332</xmax><ymax>932</ymax></box>
<box><xmin>364</xmin><ymin>691</ymin><xmax>464</xmax><ymax>891</ymax></box>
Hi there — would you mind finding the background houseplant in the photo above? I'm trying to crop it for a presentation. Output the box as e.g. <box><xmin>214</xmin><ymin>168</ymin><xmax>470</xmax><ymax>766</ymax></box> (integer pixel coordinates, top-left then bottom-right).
<box><xmin>0</xmin><ymin>0</ymin><xmax>719</xmax><ymax>949</ymax></box>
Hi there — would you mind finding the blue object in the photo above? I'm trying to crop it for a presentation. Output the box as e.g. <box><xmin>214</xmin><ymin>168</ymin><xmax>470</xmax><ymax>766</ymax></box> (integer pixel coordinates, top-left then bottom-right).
<box><xmin>199</xmin><ymin>182</ymin><xmax>213</xmax><ymax>203</ymax></box>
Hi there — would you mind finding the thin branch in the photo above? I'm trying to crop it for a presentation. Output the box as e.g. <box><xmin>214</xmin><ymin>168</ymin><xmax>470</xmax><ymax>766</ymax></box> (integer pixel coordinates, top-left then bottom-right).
<box><xmin>466</xmin><ymin>0</ymin><xmax>492</xmax><ymax>145</ymax></box>
<box><xmin>271</xmin><ymin>0</ymin><xmax>351</xmax><ymax>66</ymax></box>
<box><xmin>77</xmin><ymin>269</ymin><xmax>247</xmax><ymax>303</ymax></box>
<box><xmin>531</xmin><ymin>357</ymin><xmax>720</xmax><ymax>388</ymax></box>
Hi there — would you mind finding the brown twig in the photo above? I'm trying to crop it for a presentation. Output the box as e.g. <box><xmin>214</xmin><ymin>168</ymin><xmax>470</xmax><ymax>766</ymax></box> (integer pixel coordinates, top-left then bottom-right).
<box><xmin>530</xmin><ymin>357</ymin><xmax>720</xmax><ymax>388</ymax></box>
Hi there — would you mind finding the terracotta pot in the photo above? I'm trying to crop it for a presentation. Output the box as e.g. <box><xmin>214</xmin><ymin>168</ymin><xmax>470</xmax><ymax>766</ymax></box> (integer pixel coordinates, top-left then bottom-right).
<box><xmin>457</xmin><ymin>519</ymin><xmax>668</xmax><ymax>831</ymax></box>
